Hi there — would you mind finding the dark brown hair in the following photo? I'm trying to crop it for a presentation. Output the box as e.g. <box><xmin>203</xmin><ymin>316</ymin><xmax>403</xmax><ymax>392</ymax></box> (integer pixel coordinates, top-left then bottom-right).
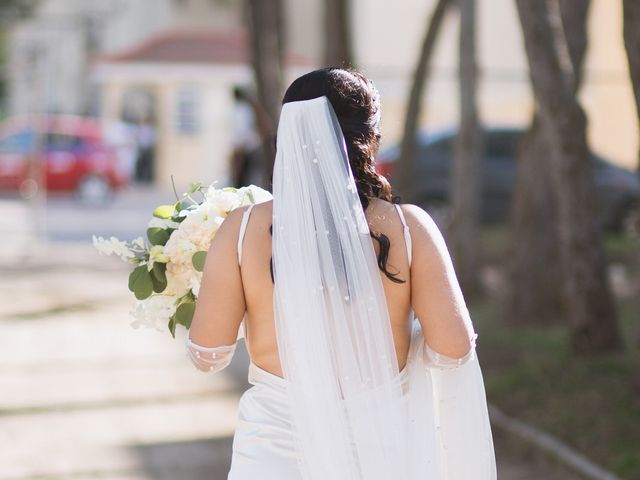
<box><xmin>279</xmin><ymin>68</ymin><xmax>404</xmax><ymax>283</ymax></box>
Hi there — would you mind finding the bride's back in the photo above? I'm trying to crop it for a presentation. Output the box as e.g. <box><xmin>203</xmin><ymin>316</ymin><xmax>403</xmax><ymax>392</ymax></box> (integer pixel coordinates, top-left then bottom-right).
<box><xmin>239</xmin><ymin>197</ymin><xmax>412</xmax><ymax>377</ymax></box>
<box><xmin>188</xmin><ymin>68</ymin><xmax>474</xmax><ymax>378</ymax></box>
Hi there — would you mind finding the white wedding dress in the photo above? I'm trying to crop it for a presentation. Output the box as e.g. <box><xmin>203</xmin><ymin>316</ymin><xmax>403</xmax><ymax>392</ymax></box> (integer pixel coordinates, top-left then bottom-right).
<box><xmin>186</xmin><ymin>97</ymin><xmax>496</xmax><ymax>479</ymax></box>
<box><xmin>186</xmin><ymin>202</ymin><xmax>495</xmax><ymax>479</ymax></box>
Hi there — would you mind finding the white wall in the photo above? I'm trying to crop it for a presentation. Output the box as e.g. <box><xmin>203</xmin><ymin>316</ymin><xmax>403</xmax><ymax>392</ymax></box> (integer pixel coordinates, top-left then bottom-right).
<box><xmin>349</xmin><ymin>0</ymin><xmax>636</xmax><ymax>169</ymax></box>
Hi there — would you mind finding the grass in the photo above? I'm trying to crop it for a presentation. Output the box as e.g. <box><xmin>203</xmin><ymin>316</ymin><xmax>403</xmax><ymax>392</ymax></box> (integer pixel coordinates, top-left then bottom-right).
<box><xmin>474</xmin><ymin>228</ymin><xmax>640</xmax><ymax>479</ymax></box>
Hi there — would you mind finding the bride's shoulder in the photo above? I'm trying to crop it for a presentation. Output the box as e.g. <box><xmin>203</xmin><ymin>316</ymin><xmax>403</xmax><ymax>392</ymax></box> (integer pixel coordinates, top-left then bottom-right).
<box><xmin>394</xmin><ymin>203</ymin><xmax>448</xmax><ymax>252</ymax></box>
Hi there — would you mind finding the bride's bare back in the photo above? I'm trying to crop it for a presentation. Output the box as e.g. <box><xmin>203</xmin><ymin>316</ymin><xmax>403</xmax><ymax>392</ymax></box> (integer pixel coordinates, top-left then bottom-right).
<box><xmin>189</xmin><ymin>197</ymin><xmax>473</xmax><ymax>378</ymax></box>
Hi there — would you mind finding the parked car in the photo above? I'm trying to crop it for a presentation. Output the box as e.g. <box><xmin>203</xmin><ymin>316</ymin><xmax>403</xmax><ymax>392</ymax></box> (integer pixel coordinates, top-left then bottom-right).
<box><xmin>376</xmin><ymin>127</ymin><xmax>640</xmax><ymax>232</ymax></box>
<box><xmin>0</xmin><ymin>115</ymin><xmax>127</xmax><ymax>205</ymax></box>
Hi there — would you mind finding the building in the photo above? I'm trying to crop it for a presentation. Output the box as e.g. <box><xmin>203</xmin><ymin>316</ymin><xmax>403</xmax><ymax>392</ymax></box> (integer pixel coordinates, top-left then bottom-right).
<box><xmin>93</xmin><ymin>29</ymin><xmax>310</xmax><ymax>191</ymax></box>
<box><xmin>6</xmin><ymin>0</ymin><xmax>638</xmax><ymax>192</ymax></box>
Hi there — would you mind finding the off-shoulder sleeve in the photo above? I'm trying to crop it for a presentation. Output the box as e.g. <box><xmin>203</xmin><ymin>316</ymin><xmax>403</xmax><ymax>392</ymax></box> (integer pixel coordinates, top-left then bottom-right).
<box><xmin>185</xmin><ymin>337</ymin><xmax>237</xmax><ymax>373</ymax></box>
<box><xmin>424</xmin><ymin>333</ymin><xmax>496</xmax><ymax>479</ymax></box>
<box><xmin>423</xmin><ymin>333</ymin><xmax>478</xmax><ymax>369</ymax></box>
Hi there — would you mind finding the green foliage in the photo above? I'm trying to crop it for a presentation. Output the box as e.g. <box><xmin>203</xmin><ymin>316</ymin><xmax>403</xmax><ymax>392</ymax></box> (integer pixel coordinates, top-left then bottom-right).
<box><xmin>152</xmin><ymin>205</ymin><xmax>176</xmax><ymax>219</ymax></box>
<box><xmin>146</xmin><ymin>227</ymin><xmax>171</xmax><ymax>246</ymax></box>
<box><xmin>167</xmin><ymin>294</ymin><xmax>196</xmax><ymax>337</ymax></box>
<box><xmin>473</xmin><ymin>295</ymin><xmax>640</xmax><ymax>479</ymax></box>
<box><xmin>174</xmin><ymin>199</ymin><xmax>191</xmax><ymax>213</ymax></box>
<box><xmin>192</xmin><ymin>251</ymin><xmax>207</xmax><ymax>272</ymax></box>
<box><xmin>150</xmin><ymin>262</ymin><xmax>167</xmax><ymax>293</ymax></box>
<box><xmin>168</xmin><ymin>315</ymin><xmax>177</xmax><ymax>338</ymax></box>
<box><xmin>175</xmin><ymin>301</ymin><xmax>196</xmax><ymax>329</ymax></box>
<box><xmin>187</xmin><ymin>182</ymin><xmax>205</xmax><ymax>195</ymax></box>
<box><xmin>128</xmin><ymin>265</ymin><xmax>153</xmax><ymax>300</ymax></box>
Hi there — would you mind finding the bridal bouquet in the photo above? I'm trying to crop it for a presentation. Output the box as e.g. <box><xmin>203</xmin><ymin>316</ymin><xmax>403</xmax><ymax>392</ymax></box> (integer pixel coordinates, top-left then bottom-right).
<box><xmin>93</xmin><ymin>183</ymin><xmax>272</xmax><ymax>336</ymax></box>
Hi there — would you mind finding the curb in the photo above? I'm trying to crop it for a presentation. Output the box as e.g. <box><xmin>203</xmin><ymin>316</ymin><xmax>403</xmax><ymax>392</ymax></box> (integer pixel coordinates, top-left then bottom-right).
<box><xmin>489</xmin><ymin>404</ymin><xmax>622</xmax><ymax>480</ymax></box>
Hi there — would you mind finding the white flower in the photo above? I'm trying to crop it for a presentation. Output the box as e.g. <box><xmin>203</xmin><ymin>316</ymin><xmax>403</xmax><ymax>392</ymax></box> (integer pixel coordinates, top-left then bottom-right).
<box><xmin>165</xmin><ymin>261</ymin><xmax>194</xmax><ymax>298</ymax></box>
<box><xmin>237</xmin><ymin>184</ymin><xmax>273</xmax><ymax>206</ymax></box>
<box><xmin>92</xmin><ymin>235</ymin><xmax>135</xmax><ymax>262</ymax></box>
<box><xmin>148</xmin><ymin>217</ymin><xmax>180</xmax><ymax>230</ymax></box>
<box><xmin>131</xmin><ymin>236</ymin><xmax>146</xmax><ymax>251</ymax></box>
<box><xmin>163</xmin><ymin>229</ymin><xmax>198</xmax><ymax>267</ymax></box>
<box><xmin>178</xmin><ymin>206</ymin><xmax>224</xmax><ymax>250</ymax></box>
<box><xmin>204</xmin><ymin>186</ymin><xmax>242</xmax><ymax>215</ymax></box>
<box><xmin>130</xmin><ymin>294</ymin><xmax>177</xmax><ymax>331</ymax></box>
<box><xmin>189</xmin><ymin>271</ymin><xmax>204</xmax><ymax>298</ymax></box>
<box><xmin>149</xmin><ymin>245</ymin><xmax>170</xmax><ymax>263</ymax></box>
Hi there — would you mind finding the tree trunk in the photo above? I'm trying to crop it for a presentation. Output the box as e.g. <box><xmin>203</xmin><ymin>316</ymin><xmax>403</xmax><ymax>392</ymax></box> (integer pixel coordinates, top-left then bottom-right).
<box><xmin>623</xmin><ymin>0</ymin><xmax>640</xmax><ymax>172</ymax></box>
<box><xmin>246</xmin><ymin>0</ymin><xmax>284</xmax><ymax>189</ymax></box>
<box><xmin>397</xmin><ymin>0</ymin><xmax>454</xmax><ymax>202</ymax></box>
<box><xmin>447</xmin><ymin>0</ymin><xmax>481</xmax><ymax>297</ymax></box>
<box><xmin>508</xmin><ymin>116</ymin><xmax>564</xmax><ymax>324</ymax></box>
<box><xmin>507</xmin><ymin>0</ymin><xmax>590</xmax><ymax>325</ymax></box>
<box><xmin>558</xmin><ymin>0</ymin><xmax>589</xmax><ymax>90</ymax></box>
<box><xmin>324</xmin><ymin>0</ymin><xmax>354</xmax><ymax>67</ymax></box>
<box><xmin>515</xmin><ymin>0</ymin><xmax>621</xmax><ymax>353</ymax></box>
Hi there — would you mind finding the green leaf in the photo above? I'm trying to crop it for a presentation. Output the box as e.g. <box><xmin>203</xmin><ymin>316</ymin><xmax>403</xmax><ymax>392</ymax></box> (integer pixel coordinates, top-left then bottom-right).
<box><xmin>147</xmin><ymin>227</ymin><xmax>171</xmax><ymax>246</ymax></box>
<box><xmin>168</xmin><ymin>314</ymin><xmax>177</xmax><ymax>338</ymax></box>
<box><xmin>153</xmin><ymin>204</ymin><xmax>176</xmax><ymax>219</ymax></box>
<box><xmin>246</xmin><ymin>189</ymin><xmax>255</xmax><ymax>204</ymax></box>
<box><xmin>187</xmin><ymin>182</ymin><xmax>204</xmax><ymax>195</ymax></box>
<box><xmin>128</xmin><ymin>265</ymin><xmax>153</xmax><ymax>300</ymax></box>
<box><xmin>150</xmin><ymin>262</ymin><xmax>167</xmax><ymax>293</ymax></box>
<box><xmin>175</xmin><ymin>301</ymin><xmax>196</xmax><ymax>330</ymax></box>
<box><xmin>192</xmin><ymin>251</ymin><xmax>207</xmax><ymax>272</ymax></box>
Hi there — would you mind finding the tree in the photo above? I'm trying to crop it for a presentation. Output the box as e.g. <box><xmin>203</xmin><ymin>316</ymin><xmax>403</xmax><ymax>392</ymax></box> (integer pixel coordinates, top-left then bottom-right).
<box><xmin>447</xmin><ymin>0</ymin><xmax>482</xmax><ymax>296</ymax></box>
<box><xmin>507</xmin><ymin>0</ymin><xmax>590</xmax><ymax>325</ymax></box>
<box><xmin>324</xmin><ymin>0</ymin><xmax>353</xmax><ymax>67</ymax></box>
<box><xmin>515</xmin><ymin>0</ymin><xmax>621</xmax><ymax>353</ymax></box>
<box><xmin>245</xmin><ymin>0</ymin><xmax>285</xmax><ymax>188</ymax></box>
<box><xmin>397</xmin><ymin>0</ymin><xmax>455</xmax><ymax>203</ymax></box>
<box><xmin>623</xmin><ymin>0</ymin><xmax>640</xmax><ymax>172</ymax></box>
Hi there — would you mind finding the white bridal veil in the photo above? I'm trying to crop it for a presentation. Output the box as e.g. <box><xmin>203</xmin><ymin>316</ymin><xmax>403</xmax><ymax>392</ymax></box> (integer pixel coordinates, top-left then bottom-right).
<box><xmin>272</xmin><ymin>96</ymin><xmax>496</xmax><ymax>480</ymax></box>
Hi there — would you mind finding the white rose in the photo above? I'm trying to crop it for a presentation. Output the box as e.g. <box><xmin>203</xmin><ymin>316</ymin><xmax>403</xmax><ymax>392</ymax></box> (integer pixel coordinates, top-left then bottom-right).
<box><xmin>237</xmin><ymin>184</ymin><xmax>273</xmax><ymax>206</ymax></box>
<box><xmin>163</xmin><ymin>229</ymin><xmax>197</xmax><ymax>267</ymax></box>
<box><xmin>179</xmin><ymin>208</ymin><xmax>223</xmax><ymax>250</ymax></box>
<box><xmin>165</xmin><ymin>262</ymin><xmax>194</xmax><ymax>298</ymax></box>
<box><xmin>205</xmin><ymin>187</ymin><xmax>242</xmax><ymax>215</ymax></box>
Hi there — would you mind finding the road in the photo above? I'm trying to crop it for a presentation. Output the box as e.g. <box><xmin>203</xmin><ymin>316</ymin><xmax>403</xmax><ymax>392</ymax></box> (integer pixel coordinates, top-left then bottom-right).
<box><xmin>0</xmin><ymin>192</ymin><xmax>581</xmax><ymax>479</ymax></box>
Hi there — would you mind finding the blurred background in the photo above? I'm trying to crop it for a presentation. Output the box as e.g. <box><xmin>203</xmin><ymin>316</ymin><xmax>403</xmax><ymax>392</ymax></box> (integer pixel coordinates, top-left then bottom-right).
<box><xmin>0</xmin><ymin>0</ymin><xmax>638</xmax><ymax>478</ymax></box>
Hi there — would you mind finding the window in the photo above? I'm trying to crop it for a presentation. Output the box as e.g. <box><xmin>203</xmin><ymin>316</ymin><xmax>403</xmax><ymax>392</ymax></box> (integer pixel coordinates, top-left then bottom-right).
<box><xmin>45</xmin><ymin>133</ymin><xmax>83</xmax><ymax>151</ymax></box>
<box><xmin>0</xmin><ymin>131</ymin><xmax>35</xmax><ymax>154</ymax></box>
<box><xmin>175</xmin><ymin>87</ymin><xmax>201</xmax><ymax>135</ymax></box>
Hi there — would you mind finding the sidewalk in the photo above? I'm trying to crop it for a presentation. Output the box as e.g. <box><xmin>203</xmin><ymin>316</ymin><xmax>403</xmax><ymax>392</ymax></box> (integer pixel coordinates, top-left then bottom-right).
<box><xmin>0</xmin><ymin>243</ymin><xmax>247</xmax><ymax>479</ymax></box>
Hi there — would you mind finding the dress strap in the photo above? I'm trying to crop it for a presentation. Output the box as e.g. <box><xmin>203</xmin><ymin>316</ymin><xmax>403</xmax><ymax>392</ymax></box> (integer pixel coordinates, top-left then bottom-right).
<box><xmin>394</xmin><ymin>204</ymin><xmax>412</xmax><ymax>266</ymax></box>
<box><xmin>237</xmin><ymin>204</ymin><xmax>255</xmax><ymax>266</ymax></box>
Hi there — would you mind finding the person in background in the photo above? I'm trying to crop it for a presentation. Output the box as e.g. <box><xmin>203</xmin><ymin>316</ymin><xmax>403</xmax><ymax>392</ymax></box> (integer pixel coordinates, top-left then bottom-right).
<box><xmin>104</xmin><ymin>119</ymin><xmax>138</xmax><ymax>184</ymax></box>
<box><xmin>134</xmin><ymin>117</ymin><xmax>156</xmax><ymax>184</ymax></box>
<box><xmin>230</xmin><ymin>86</ymin><xmax>262</xmax><ymax>188</ymax></box>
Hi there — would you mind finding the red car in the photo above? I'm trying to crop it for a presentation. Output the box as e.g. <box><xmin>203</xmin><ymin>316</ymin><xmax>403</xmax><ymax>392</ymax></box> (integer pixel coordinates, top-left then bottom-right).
<box><xmin>0</xmin><ymin>115</ymin><xmax>126</xmax><ymax>203</ymax></box>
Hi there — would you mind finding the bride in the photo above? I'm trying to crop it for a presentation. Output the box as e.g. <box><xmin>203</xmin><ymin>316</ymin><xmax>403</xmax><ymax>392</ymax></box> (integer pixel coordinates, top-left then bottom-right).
<box><xmin>185</xmin><ymin>68</ymin><xmax>496</xmax><ymax>479</ymax></box>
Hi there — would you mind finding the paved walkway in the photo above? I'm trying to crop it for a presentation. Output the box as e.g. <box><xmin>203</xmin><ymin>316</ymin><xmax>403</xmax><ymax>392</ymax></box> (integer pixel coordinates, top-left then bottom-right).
<box><xmin>0</xmin><ymin>195</ymin><xmax>582</xmax><ymax>479</ymax></box>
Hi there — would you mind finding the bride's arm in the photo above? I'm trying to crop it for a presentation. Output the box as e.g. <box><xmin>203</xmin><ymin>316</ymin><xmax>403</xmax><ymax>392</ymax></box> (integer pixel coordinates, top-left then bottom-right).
<box><xmin>186</xmin><ymin>206</ymin><xmax>248</xmax><ymax>371</ymax></box>
<box><xmin>403</xmin><ymin>205</ymin><xmax>496</xmax><ymax>477</ymax></box>
<box><xmin>401</xmin><ymin>204</ymin><xmax>476</xmax><ymax>362</ymax></box>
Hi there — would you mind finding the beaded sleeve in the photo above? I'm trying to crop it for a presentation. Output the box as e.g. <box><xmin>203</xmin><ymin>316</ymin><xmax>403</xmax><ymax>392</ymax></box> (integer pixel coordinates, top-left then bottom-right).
<box><xmin>185</xmin><ymin>337</ymin><xmax>237</xmax><ymax>373</ymax></box>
